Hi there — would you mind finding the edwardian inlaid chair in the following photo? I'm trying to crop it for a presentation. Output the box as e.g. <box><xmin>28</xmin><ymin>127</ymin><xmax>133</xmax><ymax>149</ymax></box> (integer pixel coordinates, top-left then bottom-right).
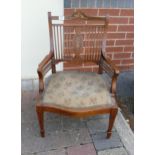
<box><xmin>36</xmin><ymin>11</ymin><xmax>120</xmax><ymax>138</ymax></box>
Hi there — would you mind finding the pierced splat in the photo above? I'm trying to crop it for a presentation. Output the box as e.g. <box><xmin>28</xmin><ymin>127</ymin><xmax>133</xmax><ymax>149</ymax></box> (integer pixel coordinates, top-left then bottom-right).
<box><xmin>72</xmin><ymin>32</ymin><xmax>84</xmax><ymax>51</ymax></box>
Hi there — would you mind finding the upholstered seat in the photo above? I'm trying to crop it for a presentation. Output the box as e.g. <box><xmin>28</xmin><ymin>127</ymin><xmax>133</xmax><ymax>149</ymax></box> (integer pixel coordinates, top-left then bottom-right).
<box><xmin>43</xmin><ymin>71</ymin><xmax>115</xmax><ymax>109</ymax></box>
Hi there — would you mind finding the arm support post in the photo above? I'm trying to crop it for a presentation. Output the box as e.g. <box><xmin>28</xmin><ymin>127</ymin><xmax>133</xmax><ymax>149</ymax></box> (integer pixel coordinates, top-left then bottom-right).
<box><xmin>99</xmin><ymin>53</ymin><xmax>120</xmax><ymax>95</ymax></box>
<box><xmin>37</xmin><ymin>52</ymin><xmax>54</xmax><ymax>92</ymax></box>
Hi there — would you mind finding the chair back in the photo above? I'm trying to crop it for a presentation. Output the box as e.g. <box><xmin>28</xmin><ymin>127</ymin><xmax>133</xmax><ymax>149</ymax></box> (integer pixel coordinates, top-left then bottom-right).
<box><xmin>48</xmin><ymin>11</ymin><xmax>109</xmax><ymax>63</ymax></box>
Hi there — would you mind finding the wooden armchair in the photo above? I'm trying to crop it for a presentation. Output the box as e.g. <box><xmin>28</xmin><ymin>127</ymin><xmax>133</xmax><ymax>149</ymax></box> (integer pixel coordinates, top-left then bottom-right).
<box><xmin>36</xmin><ymin>11</ymin><xmax>120</xmax><ymax>138</ymax></box>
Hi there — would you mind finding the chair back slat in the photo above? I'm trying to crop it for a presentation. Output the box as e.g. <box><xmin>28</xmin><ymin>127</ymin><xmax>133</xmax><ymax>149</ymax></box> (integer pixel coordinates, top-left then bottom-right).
<box><xmin>52</xmin><ymin>25</ymin><xmax>64</xmax><ymax>60</ymax></box>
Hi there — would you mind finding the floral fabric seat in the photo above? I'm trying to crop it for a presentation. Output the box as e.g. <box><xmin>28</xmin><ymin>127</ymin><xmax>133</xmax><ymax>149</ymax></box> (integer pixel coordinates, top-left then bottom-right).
<box><xmin>43</xmin><ymin>71</ymin><xmax>115</xmax><ymax>109</ymax></box>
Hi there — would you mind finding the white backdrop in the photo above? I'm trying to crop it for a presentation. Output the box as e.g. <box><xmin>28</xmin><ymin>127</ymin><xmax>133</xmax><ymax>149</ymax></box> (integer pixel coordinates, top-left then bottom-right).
<box><xmin>21</xmin><ymin>0</ymin><xmax>64</xmax><ymax>79</ymax></box>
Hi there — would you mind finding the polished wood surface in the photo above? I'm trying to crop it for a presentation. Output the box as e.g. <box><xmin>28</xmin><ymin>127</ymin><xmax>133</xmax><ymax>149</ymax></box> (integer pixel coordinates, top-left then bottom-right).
<box><xmin>36</xmin><ymin>11</ymin><xmax>119</xmax><ymax>138</ymax></box>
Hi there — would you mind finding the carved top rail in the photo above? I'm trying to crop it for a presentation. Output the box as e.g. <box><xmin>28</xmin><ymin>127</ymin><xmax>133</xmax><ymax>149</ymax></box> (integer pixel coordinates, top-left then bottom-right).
<box><xmin>49</xmin><ymin>11</ymin><xmax>109</xmax><ymax>25</ymax></box>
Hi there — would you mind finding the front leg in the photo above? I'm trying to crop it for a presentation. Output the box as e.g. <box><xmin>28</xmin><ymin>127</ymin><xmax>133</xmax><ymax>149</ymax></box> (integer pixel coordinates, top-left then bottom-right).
<box><xmin>107</xmin><ymin>108</ymin><xmax>118</xmax><ymax>138</ymax></box>
<box><xmin>36</xmin><ymin>106</ymin><xmax>45</xmax><ymax>137</ymax></box>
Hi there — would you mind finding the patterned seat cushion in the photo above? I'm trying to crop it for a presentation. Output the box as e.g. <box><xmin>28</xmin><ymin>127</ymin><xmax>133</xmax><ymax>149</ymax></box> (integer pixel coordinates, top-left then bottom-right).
<box><xmin>43</xmin><ymin>71</ymin><xmax>115</xmax><ymax>109</ymax></box>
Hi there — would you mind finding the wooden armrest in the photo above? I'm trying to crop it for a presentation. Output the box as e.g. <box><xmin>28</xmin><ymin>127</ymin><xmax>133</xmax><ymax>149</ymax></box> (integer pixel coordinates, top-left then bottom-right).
<box><xmin>38</xmin><ymin>52</ymin><xmax>53</xmax><ymax>72</ymax></box>
<box><xmin>102</xmin><ymin>54</ymin><xmax>120</xmax><ymax>75</ymax></box>
<box><xmin>100</xmin><ymin>53</ymin><xmax>120</xmax><ymax>95</ymax></box>
<box><xmin>37</xmin><ymin>52</ymin><xmax>54</xmax><ymax>92</ymax></box>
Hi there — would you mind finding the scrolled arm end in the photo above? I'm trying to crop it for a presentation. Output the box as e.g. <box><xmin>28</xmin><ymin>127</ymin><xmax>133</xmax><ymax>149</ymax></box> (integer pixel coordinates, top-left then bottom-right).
<box><xmin>101</xmin><ymin>54</ymin><xmax>120</xmax><ymax>95</ymax></box>
<box><xmin>111</xmin><ymin>71</ymin><xmax>119</xmax><ymax>95</ymax></box>
<box><xmin>114</xmin><ymin>68</ymin><xmax>120</xmax><ymax>75</ymax></box>
<box><xmin>37</xmin><ymin>68</ymin><xmax>44</xmax><ymax>92</ymax></box>
<box><xmin>37</xmin><ymin>51</ymin><xmax>54</xmax><ymax>92</ymax></box>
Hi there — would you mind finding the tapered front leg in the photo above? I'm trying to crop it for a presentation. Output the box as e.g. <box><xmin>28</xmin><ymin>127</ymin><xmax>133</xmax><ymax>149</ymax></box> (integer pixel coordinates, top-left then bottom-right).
<box><xmin>107</xmin><ymin>108</ymin><xmax>118</xmax><ymax>139</ymax></box>
<box><xmin>36</xmin><ymin>106</ymin><xmax>45</xmax><ymax>137</ymax></box>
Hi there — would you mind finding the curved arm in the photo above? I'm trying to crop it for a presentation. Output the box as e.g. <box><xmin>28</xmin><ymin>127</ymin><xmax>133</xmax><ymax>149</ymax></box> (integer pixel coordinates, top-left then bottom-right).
<box><xmin>38</xmin><ymin>52</ymin><xmax>54</xmax><ymax>71</ymax></box>
<box><xmin>104</xmin><ymin>55</ymin><xmax>119</xmax><ymax>95</ymax></box>
<box><xmin>99</xmin><ymin>53</ymin><xmax>120</xmax><ymax>95</ymax></box>
<box><xmin>37</xmin><ymin>52</ymin><xmax>54</xmax><ymax>92</ymax></box>
<box><xmin>103</xmin><ymin>54</ymin><xmax>120</xmax><ymax>75</ymax></box>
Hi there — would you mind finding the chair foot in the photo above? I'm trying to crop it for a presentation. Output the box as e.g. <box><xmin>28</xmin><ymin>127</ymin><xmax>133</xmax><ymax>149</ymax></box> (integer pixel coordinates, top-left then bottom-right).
<box><xmin>40</xmin><ymin>130</ymin><xmax>45</xmax><ymax>137</ymax></box>
<box><xmin>107</xmin><ymin>108</ymin><xmax>118</xmax><ymax>139</ymax></box>
<box><xmin>106</xmin><ymin>131</ymin><xmax>112</xmax><ymax>139</ymax></box>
